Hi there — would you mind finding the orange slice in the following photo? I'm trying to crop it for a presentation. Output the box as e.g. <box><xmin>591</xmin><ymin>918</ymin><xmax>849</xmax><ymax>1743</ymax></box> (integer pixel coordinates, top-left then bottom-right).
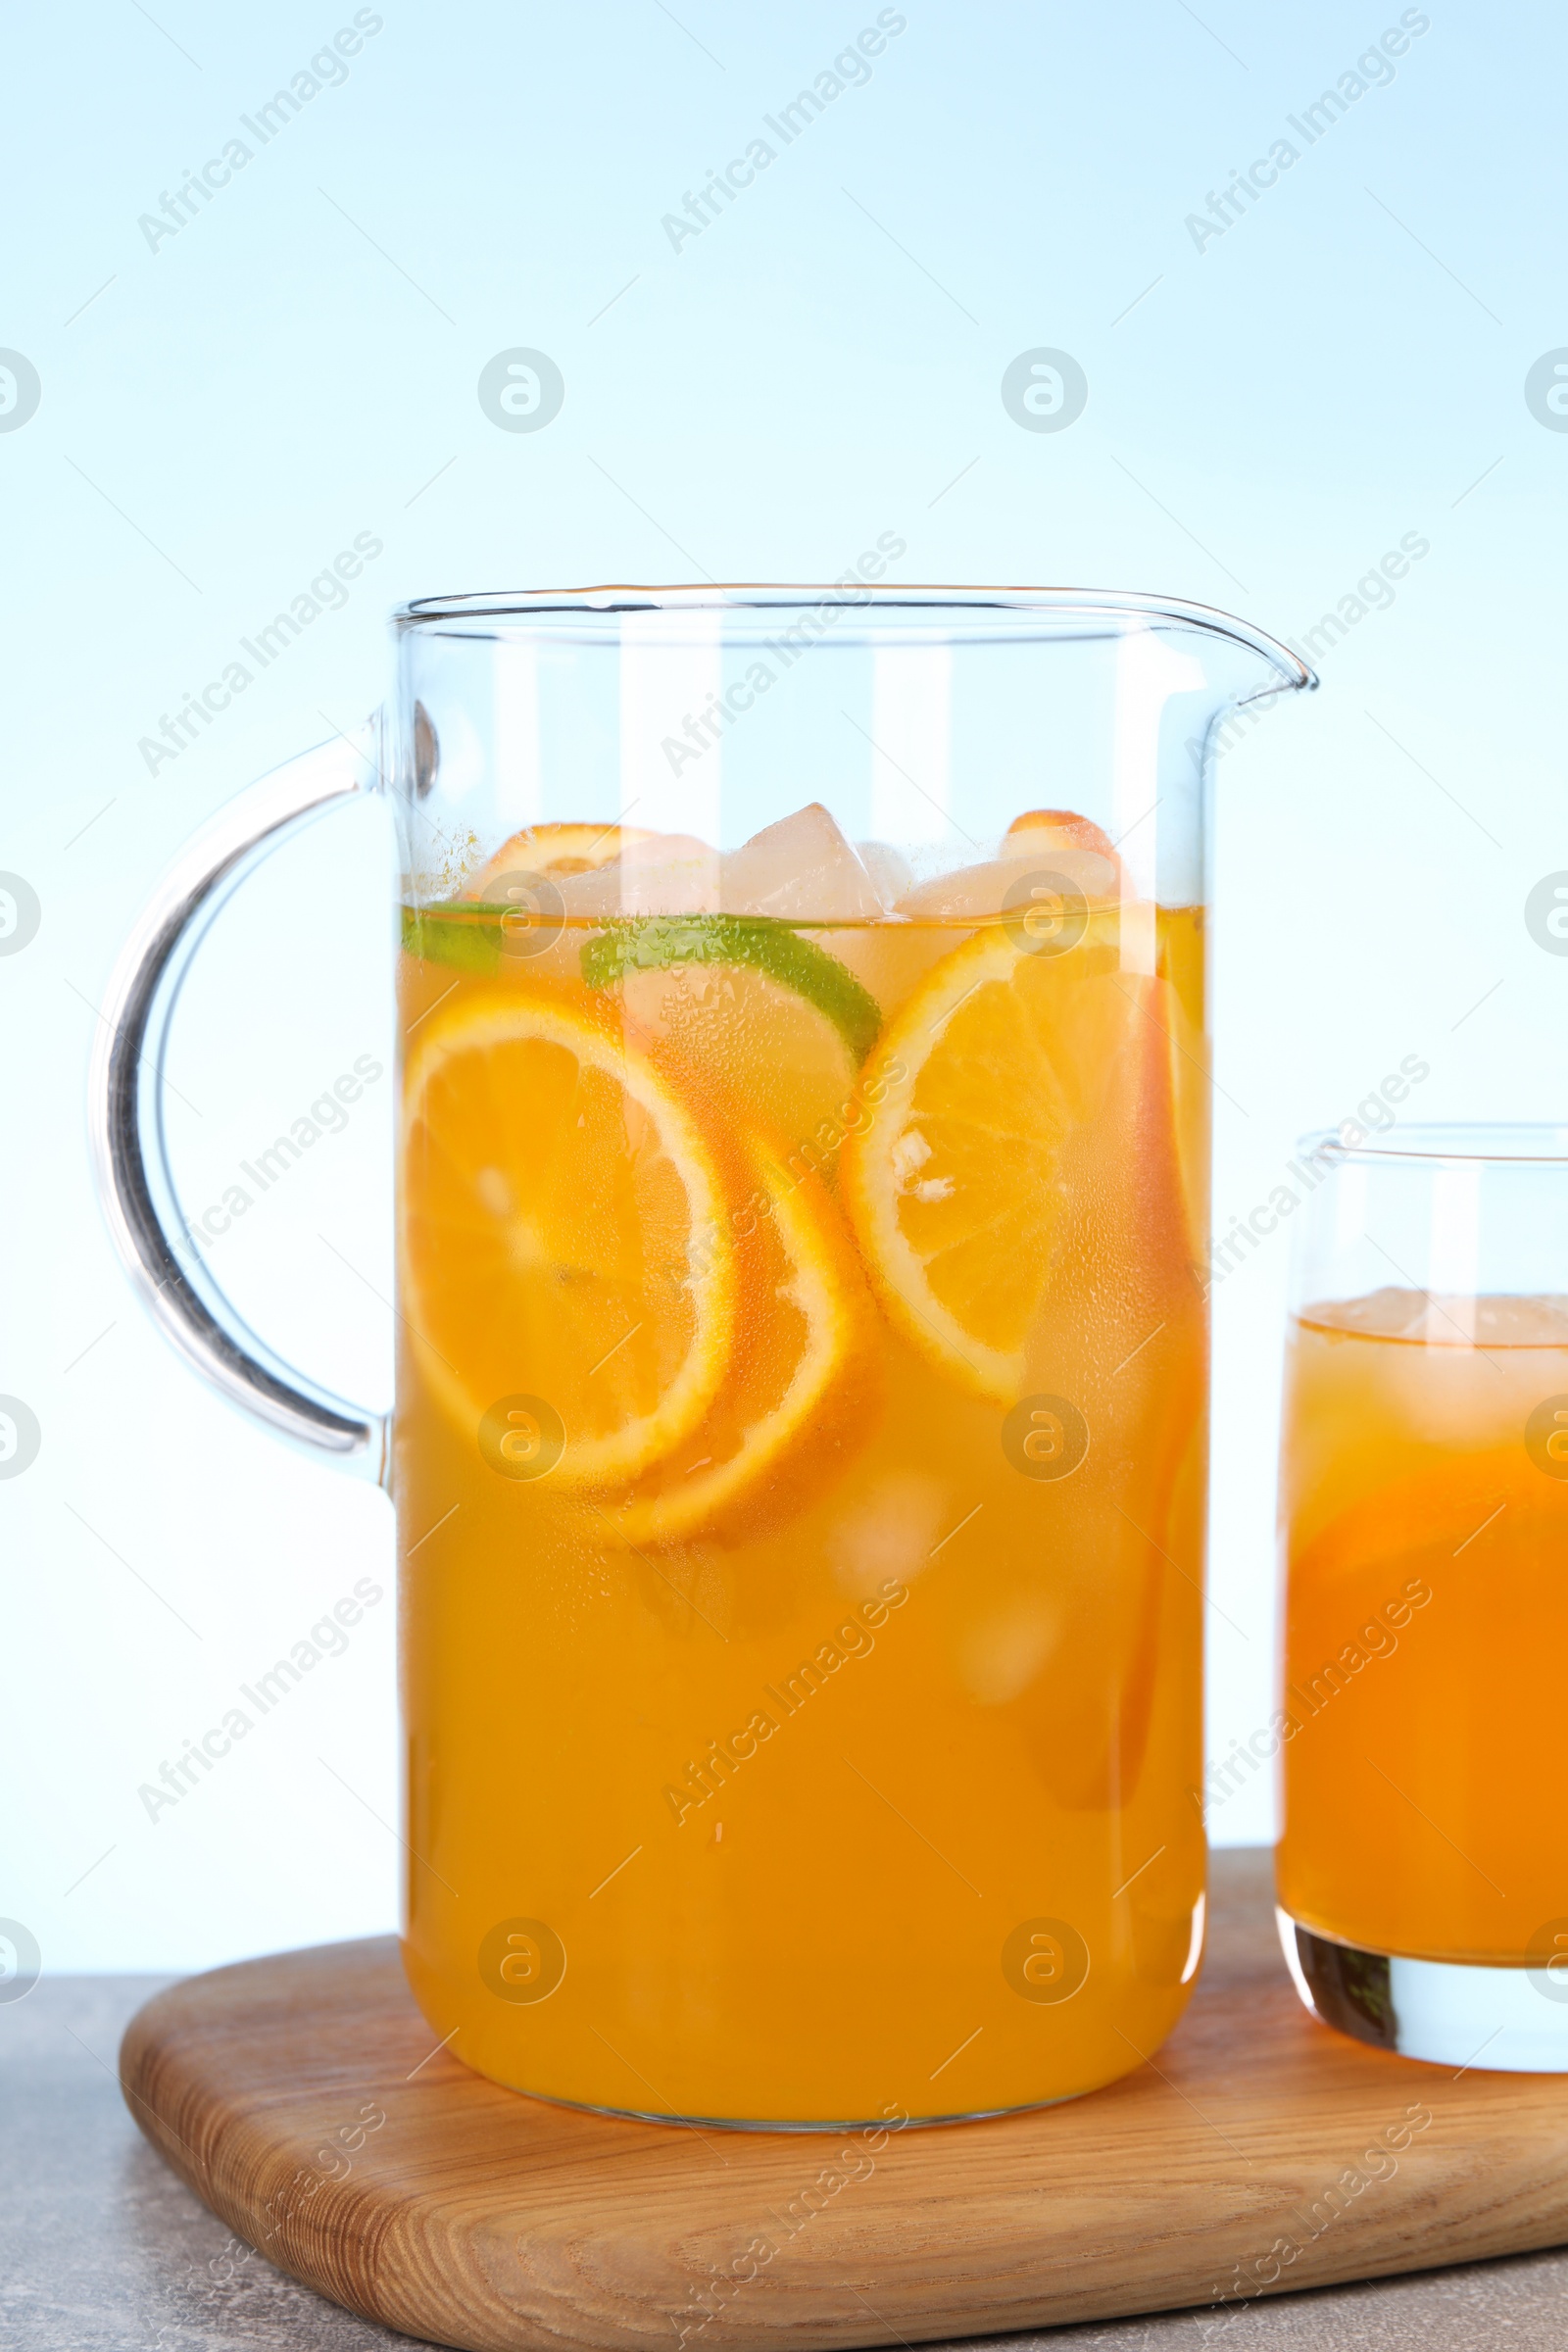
<box><xmin>839</xmin><ymin>923</ymin><xmax>1150</xmax><ymax>1400</ymax></box>
<box><xmin>1291</xmin><ymin>1446</ymin><xmax>1566</xmax><ymax>1588</ymax></box>
<box><xmin>469</xmin><ymin>822</ymin><xmax>655</xmax><ymax>891</ymax></box>
<box><xmin>1004</xmin><ymin>808</ymin><xmax>1119</xmax><ymax>863</ymax></box>
<box><xmin>601</xmin><ymin>1132</ymin><xmax>878</xmax><ymax>1546</ymax></box>
<box><xmin>400</xmin><ymin>984</ymin><xmax>738</xmax><ymax>1488</ymax></box>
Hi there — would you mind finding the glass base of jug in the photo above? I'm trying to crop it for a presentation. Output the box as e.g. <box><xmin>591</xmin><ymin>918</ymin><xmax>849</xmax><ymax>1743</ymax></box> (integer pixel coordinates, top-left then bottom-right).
<box><xmin>1278</xmin><ymin>1908</ymin><xmax>1568</xmax><ymax>2072</ymax></box>
<box><xmin>480</xmin><ymin>2079</ymin><xmax>1083</xmax><ymax>2132</ymax></box>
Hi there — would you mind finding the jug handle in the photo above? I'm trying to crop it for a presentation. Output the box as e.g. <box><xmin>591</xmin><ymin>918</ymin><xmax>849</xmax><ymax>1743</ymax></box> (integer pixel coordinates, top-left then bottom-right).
<box><xmin>86</xmin><ymin>724</ymin><xmax>390</xmax><ymax>1487</ymax></box>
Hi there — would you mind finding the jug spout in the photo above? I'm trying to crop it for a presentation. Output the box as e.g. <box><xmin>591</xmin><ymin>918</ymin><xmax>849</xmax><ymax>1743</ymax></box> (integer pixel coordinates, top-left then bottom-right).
<box><xmin>1070</xmin><ymin>594</ymin><xmax>1316</xmax><ymax>909</ymax></box>
<box><xmin>1170</xmin><ymin>602</ymin><xmax>1319</xmax><ymax>769</ymax></box>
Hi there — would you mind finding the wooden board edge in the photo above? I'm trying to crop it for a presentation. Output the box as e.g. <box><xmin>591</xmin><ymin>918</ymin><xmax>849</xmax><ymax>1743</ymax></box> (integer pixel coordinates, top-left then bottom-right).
<box><xmin>117</xmin><ymin>1949</ymin><xmax>1568</xmax><ymax>2352</ymax></box>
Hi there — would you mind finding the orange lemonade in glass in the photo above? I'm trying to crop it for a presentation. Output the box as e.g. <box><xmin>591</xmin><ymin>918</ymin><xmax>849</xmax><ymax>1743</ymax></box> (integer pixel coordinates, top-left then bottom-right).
<box><xmin>395</xmin><ymin>804</ymin><xmax>1210</xmax><ymax>2123</ymax></box>
<box><xmin>1276</xmin><ymin>1125</ymin><xmax>1568</xmax><ymax>2071</ymax></box>
<box><xmin>1279</xmin><ymin>1287</ymin><xmax>1568</xmax><ymax>1965</ymax></box>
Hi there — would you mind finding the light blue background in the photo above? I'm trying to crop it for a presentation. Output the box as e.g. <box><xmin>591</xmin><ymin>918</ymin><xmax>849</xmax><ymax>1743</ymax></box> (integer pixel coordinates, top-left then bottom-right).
<box><xmin>4</xmin><ymin>0</ymin><xmax>1564</xmax><ymax>1967</ymax></box>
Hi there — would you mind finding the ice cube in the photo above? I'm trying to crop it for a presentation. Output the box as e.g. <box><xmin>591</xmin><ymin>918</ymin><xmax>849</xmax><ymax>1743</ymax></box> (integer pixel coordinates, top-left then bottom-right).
<box><xmin>856</xmin><ymin>841</ymin><xmax>914</xmax><ymax>910</ymax></box>
<box><xmin>550</xmin><ymin>862</ymin><xmax>628</xmax><ymax>920</ymax></box>
<box><xmin>824</xmin><ymin>1472</ymin><xmax>950</xmax><ymax>1597</ymax></box>
<box><xmin>722</xmin><ymin>803</ymin><xmax>884</xmax><ymax>921</ymax></box>
<box><xmin>552</xmin><ymin>832</ymin><xmax>720</xmax><ymax>918</ymax></box>
<box><xmin>618</xmin><ymin>832</ymin><xmax>720</xmax><ymax>914</ymax></box>
<box><xmin>896</xmin><ymin>846</ymin><xmax>1119</xmax><ymax>920</ymax></box>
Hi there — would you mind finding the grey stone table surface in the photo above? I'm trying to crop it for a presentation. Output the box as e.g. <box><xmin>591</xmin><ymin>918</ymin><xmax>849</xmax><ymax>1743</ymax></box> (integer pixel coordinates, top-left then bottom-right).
<box><xmin>7</xmin><ymin>1972</ymin><xmax>1568</xmax><ymax>2352</ymax></box>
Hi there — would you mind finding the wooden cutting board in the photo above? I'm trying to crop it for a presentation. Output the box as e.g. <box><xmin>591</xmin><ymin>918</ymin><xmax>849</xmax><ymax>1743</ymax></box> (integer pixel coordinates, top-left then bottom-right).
<box><xmin>120</xmin><ymin>1850</ymin><xmax>1568</xmax><ymax>2352</ymax></box>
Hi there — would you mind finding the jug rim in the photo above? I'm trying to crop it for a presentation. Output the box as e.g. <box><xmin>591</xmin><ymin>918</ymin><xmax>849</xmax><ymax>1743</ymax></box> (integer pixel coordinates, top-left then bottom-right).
<box><xmin>1298</xmin><ymin>1122</ymin><xmax>1568</xmax><ymax>1167</ymax></box>
<box><xmin>393</xmin><ymin>581</ymin><xmax>1317</xmax><ymax>688</ymax></box>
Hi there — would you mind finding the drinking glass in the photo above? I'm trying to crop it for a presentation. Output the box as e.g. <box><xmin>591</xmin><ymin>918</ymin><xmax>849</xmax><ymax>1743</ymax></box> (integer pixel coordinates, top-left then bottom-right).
<box><xmin>91</xmin><ymin>583</ymin><xmax>1309</xmax><ymax>2124</ymax></box>
<box><xmin>1278</xmin><ymin>1124</ymin><xmax>1568</xmax><ymax>2070</ymax></box>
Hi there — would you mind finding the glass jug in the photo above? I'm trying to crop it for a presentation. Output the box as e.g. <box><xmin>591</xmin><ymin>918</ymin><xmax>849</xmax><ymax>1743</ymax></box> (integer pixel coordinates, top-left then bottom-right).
<box><xmin>90</xmin><ymin>584</ymin><xmax>1311</xmax><ymax>2126</ymax></box>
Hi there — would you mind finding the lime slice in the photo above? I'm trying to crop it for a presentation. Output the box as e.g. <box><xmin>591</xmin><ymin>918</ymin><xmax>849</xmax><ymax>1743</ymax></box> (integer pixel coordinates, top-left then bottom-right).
<box><xmin>581</xmin><ymin>917</ymin><xmax>882</xmax><ymax>1063</ymax></box>
<box><xmin>402</xmin><ymin>904</ymin><xmax>506</xmax><ymax>974</ymax></box>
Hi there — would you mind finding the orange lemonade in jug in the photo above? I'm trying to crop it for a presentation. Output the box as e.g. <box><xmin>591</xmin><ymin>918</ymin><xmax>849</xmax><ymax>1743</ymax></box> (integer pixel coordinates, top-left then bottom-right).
<box><xmin>395</xmin><ymin>802</ymin><xmax>1208</xmax><ymax>2122</ymax></box>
